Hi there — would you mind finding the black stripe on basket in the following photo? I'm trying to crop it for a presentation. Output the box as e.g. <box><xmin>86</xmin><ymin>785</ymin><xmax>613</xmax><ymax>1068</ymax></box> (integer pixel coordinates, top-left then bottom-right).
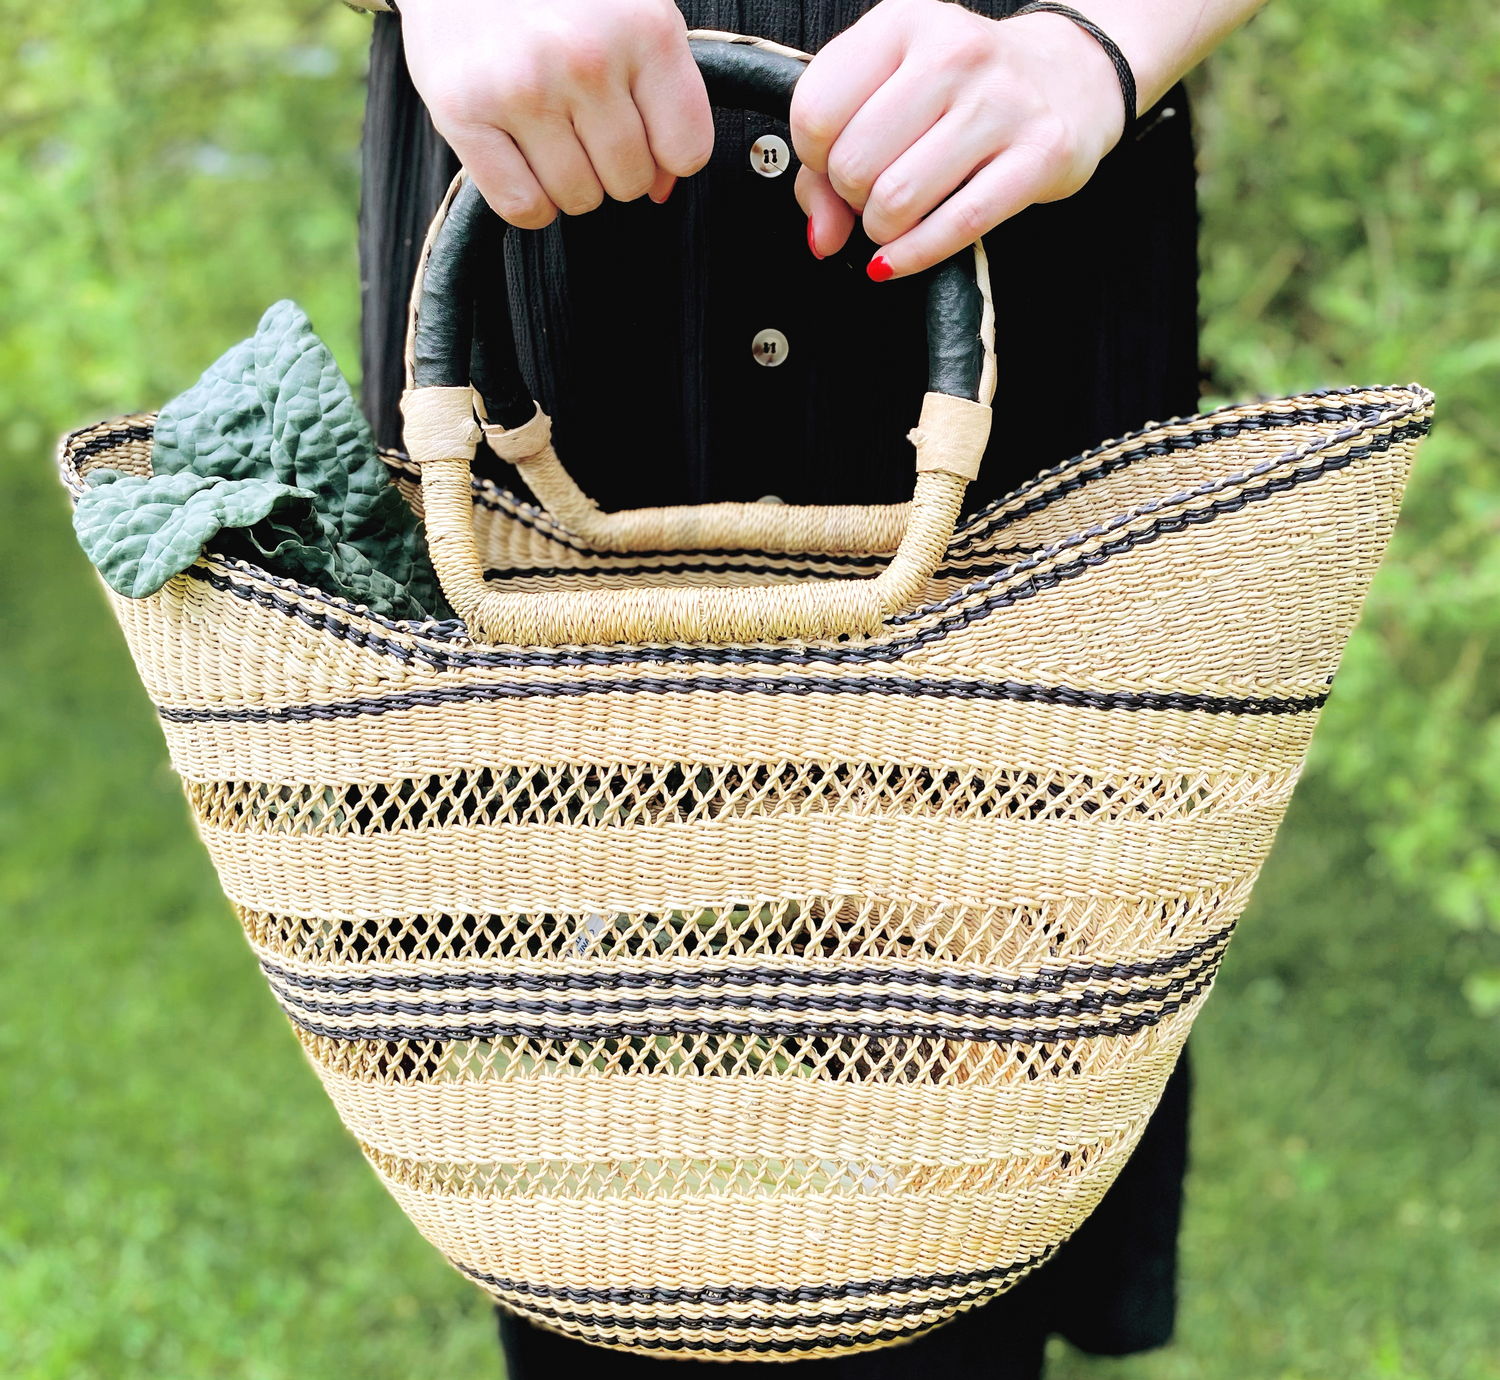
<box><xmin>460</xmin><ymin>1276</ymin><xmax>1002</xmax><ymax>1350</ymax></box>
<box><xmin>176</xmin><ymin>407</ymin><xmax>1428</xmax><ymax>677</ymax></box>
<box><xmin>266</xmin><ymin>947</ymin><xmax>1224</xmax><ymax>1031</ymax></box>
<box><xmin>484</xmin><ymin>557</ymin><xmax>883</xmax><ymax>583</ymax></box>
<box><xmin>479</xmin><ymin>549</ymin><xmax>1043</xmax><ymax>585</ymax></box>
<box><xmin>66</xmin><ymin>422</ymin><xmax>155</xmax><ymax>465</ymax></box>
<box><xmin>454</xmin><ymin>1253</ymin><xmax>1049</xmax><ymax>1355</ymax></box>
<box><xmin>454</xmin><ymin>1250</ymin><xmax>1042</xmax><ymax>1311</ymax></box>
<box><xmin>271</xmin><ymin>962</ymin><xmax>1215</xmax><ymax>1045</ymax></box>
<box><xmin>157</xmin><ymin>674</ymin><xmax>1327</xmax><ymax>725</ymax></box>
<box><xmin>947</xmin><ymin>390</ymin><xmax>1415</xmax><ymax>552</ymax></box>
<box><xmin>259</xmin><ymin>921</ymin><xmax>1235</xmax><ymax>1001</ymax></box>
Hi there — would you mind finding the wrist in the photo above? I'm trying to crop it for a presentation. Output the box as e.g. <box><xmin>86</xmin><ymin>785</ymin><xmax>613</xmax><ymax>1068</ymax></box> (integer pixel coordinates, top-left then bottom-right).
<box><xmin>1004</xmin><ymin>10</ymin><xmax>1130</xmax><ymax>151</ymax></box>
<box><xmin>1042</xmin><ymin>0</ymin><xmax>1272</xmax><ymax>113</ymax></box>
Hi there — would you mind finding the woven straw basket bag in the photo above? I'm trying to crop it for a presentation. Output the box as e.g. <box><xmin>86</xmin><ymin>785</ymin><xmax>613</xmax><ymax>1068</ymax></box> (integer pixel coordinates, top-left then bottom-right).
<box><xmin>61</xmin><ymin>33</ymin><xmax>1434</xmax><ymax>1363</ymax></box>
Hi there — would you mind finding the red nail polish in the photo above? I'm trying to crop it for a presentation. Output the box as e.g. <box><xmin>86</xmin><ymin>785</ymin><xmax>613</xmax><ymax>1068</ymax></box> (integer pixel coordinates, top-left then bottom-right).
<box><xmin>867</xmin><ymin>253</ymin><xmax>894</xmax><ymax>283</ymax></box>
<box><xmin>807</xmin><ymin>219</ymin><xmax>824</xmax><ymax>260</ymax></box>
<box><xmin>650</xmin><ymin>176</ymin><xmax>676</xmax><ymax>205</ymax></box>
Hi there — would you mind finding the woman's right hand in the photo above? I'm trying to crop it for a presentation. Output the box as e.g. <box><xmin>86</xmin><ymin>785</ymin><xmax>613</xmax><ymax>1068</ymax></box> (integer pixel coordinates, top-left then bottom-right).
<box><xmin>399</xmin><ymin>0</ymin><xmax>714</xmax><ymax>229</ymax></box>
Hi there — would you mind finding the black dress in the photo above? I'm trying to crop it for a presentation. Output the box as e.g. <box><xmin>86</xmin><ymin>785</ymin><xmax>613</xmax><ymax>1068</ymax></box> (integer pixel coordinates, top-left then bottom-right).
<box><xmin>357</xmin><ymin>6</ymin><xmax>1198</xmax><ymax>1375</ymax></box>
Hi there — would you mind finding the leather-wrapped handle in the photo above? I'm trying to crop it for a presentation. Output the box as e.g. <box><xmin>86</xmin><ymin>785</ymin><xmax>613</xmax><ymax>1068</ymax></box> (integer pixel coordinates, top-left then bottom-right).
<box><xmin>401</xmin><ymin>34</ymin><xmax>997</xmax><ymax>647</ymax></box>
<box><xmin>687</xmin><ymin>34</ymin><xmax>806</xmax><ymax>119</ymax></box>
<box><xmin>413</xmin><ymin>161</ymin><xmax>995</xmax><ymax>418</ymax></box>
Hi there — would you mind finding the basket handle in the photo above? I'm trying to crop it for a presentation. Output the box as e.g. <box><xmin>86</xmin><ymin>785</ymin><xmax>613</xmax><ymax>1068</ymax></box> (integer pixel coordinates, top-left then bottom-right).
<box><xmin>401</xmin><ymin>35</ymin><xmax>997</xmax><ymax>647</ymax></box>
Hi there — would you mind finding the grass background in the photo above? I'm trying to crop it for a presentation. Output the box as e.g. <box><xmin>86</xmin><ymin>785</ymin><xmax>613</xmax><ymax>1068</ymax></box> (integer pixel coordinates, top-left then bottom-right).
<box><xmin>1</xmin><ymin>1</ymin><xmax>1497</xmax><ymax>1376</ymax></box>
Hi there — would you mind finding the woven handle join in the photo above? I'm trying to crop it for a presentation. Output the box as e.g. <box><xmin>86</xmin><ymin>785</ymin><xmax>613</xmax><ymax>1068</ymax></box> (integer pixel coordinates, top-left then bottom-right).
<box><xmin>401</xmin><ymin>35</ymin><xmax>996</xmax><ymax>648</ymax></box>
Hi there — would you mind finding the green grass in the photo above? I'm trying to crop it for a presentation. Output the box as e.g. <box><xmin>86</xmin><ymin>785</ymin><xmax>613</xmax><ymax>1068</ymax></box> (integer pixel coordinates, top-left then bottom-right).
<box><xmin>2</xmin><ymin>0</ymin><xmax>1499</xmax><ymax>1375</ymax></box>
<box><xmin>1052</xmin><ymin>781</ymin><xmax>1500</xmax><ymax>1379</ymax></box>
<box><xmin>0</xmin><ymin>455</ymin><xmax>497</xmax><ymax>1377</ymax></box>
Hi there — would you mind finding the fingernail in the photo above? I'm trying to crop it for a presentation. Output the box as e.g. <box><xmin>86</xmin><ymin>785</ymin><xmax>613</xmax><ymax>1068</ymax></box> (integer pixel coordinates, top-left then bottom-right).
<box><xmin>807</xmin><ymin>218</ymin><xmax>825</xmax><ymax>260</ymax></box>
<box><xmin>867</xmin><ymin>253</ymin><xmax>894</xmax><ymax>283</ymax></box>
<box><xmin>650</xmin><ymin>176</ymin><xmax>676</xmax><ymax>205</ymax></box>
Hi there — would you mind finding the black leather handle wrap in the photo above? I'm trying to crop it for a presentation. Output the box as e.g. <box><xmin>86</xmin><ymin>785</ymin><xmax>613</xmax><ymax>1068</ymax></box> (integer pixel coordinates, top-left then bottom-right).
<box><xmin>687</xmin><ymin>39</ymin><xmax>805</xmax><ymax>119</ymax></box>
<box><xmin>412</xmin><ymin>40</ymin><xmax>987</xmax><ymax>420</ymax></box>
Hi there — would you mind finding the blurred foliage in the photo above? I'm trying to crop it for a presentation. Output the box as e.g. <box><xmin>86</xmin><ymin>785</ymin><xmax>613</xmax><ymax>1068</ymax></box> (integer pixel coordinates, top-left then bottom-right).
<box><xmin>1197</xmin><ymin>0</ymin><xmax>1500</xmax><ymax>989</ymax></box>
<box><xmin>0</xmin><ymin>0</ymin><xmax>366</xmax><ymax>451</ymax></box>
<box><xmin>1</xmin><ymin>0</ymin><xmax>1498</xmax><ymax>1376</ymax></box>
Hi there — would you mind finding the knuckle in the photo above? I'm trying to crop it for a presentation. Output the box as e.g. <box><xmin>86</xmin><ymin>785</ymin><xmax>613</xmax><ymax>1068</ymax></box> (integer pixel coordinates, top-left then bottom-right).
<box><xmin>491</xmin><ymin>191</ymin><xmax>553</xmax><ymax>229</ymax></box>
<box><xmin>492</xmin><ymin>58</ymin><xmax>552</xmax><ymax>120</ymax></box>
<box><xmin>790</xmin><ymin>93</ymin><xmax>840</xmax><ymax>153</ymax></box>
<box><xmin>558</xmin><ymin>186</ymin><xmax>605</xmax><ymax>217</ymax></box>
<box><xmin>678</xmin><ymin>137</ymin><xmax>714</xmax><ymax>176</ymax></box>
<box><xmin>826</xmin><ymin>147</ymin><xmax>871</xmax><ymax>198</ymax></box>
<box><xmin>872</xmin><ymin>169</ymin><xmax>921</xmax><ymax>222</ymax></box>
<box><xmin>1029</xmin><ymin>113</ymin><xmax>1080</xmax><ymax>167</ymax></box>
<box><xmin>424</xmin><ymin>70</ymin><xmax>494</xmax><ymax>131</ymax></box>
<box><xmin>612</xmin><ymin>163</ymin><xmax>657</xmax><ymax>202</ymax></box>
<box><xmin>948</xmin><ymin>196</ymin><xmax>990</xmax><ymax>242</ymax></box>
<box><xmin>558</xmin><ymin>32</ymin><xmax>611</xmax><ymax>89</ymax></box>
<box><xmin>660</xmin><ymin>111</ymin><xmax>714</xmax><ymax>175</ymax></box>
<box><xmin>630</xmin><ymin>0</ymin><xmax>685</xmax><ymax>45</ymax></box>
<box><xmin>932</xmin><ymin>34</ymin><xmax>990</xmax><ymax>80</ymax></box>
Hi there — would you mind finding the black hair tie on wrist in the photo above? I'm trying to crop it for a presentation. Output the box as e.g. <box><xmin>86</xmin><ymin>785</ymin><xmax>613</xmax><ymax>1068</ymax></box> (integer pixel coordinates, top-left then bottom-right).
<box><xmin>1007</xmin><ymin>2</ymin><xmax>1138</xmax><ymax>135</ymax></box>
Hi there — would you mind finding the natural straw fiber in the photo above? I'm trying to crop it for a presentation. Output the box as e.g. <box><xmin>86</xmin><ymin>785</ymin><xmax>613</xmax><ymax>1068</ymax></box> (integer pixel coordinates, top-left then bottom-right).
<box><xmin>61</xmin><ymin>369</ymin><xmax>1431</xmax><ymax>1358</ymax></box>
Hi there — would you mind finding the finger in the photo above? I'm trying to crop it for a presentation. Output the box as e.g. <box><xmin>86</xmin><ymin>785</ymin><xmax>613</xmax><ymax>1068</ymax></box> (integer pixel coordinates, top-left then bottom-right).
<box><xmin>860</xmin><ymin>108</ymin><xmax>1012</xmax><ymax>245</ymax></box>
<box><xmin>868</xmin><ymin>145</ymin><xmax>1052</xmax><ymax>280</ymax></box>
<box><xmin>822</xmin><ymin>59</ymin><xmax>952</xmax><ymax>214</ymax></box>
<box><xmin>649</xmin><ymin>168</ymin><xmax>677</xmax><ymax>204</ymax></box>
<box><xmin>509</xmin><ymin>120</ymin><xmax>606</xmax><ymax>217</ymax></box>
<box><xmin>795</xmin><ymin>167</ymin><xmax>857</xmax><ymax>258</ymax></box>
<box><xmin>454</xmin><ymin>123</ymin><xmax>559</xmax><ymax>230</ymax></box>
<box><xmin>631</xmin><ymin>38</ymin><xmax>715</xmax><ymax>177</ymax></box>
<box><xmin>573</xmin><ymin>96</ymin><xmax>658</xmax><ymax>203</ymax></box>
<box><xmin>790</xmin><ymin>9</ymin><xmax>908</xmax><ymax>174</ymax></box>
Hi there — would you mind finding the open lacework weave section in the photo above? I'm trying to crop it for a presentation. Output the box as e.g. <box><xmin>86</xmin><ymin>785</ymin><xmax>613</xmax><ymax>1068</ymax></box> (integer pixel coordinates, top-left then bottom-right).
<box><xmin>187</xmin><ymin>762</ymin><xmax>1293</xmax><ymax>835</ymax></box>
<box><xmin>60</xmin><ymin>383</ymin><xmax>1433</xmax><ymax>1359</ymax></box>
<box><xmin>244</xmin><ymin>879</ymin><xmax>1243</xmax><ymax>1057</ymax></box>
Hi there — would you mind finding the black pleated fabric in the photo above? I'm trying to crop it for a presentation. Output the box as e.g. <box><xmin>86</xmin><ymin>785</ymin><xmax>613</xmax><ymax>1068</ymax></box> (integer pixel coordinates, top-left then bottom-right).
<box><xmin>355</xmin><ymin>8</ymin><xmax>1197</xmax><ymax>1375</ymax></box>
<box><xmin>359</xmin><ymin>12</ymin><xmax>460</xmax><ymax>453</ymax></box>
<box><xmin>359</xmin><ymin>3</ymin><xmax>1199</xmax><ymax>510</ymax></box>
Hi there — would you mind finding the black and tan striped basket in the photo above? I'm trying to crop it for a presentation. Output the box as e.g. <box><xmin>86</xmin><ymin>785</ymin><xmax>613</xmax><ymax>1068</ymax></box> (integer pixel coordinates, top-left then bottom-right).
<box><xmin>59</xmin><ymin>33</ymin><xmax>1434</xmax><ymax>1363</ymax></box>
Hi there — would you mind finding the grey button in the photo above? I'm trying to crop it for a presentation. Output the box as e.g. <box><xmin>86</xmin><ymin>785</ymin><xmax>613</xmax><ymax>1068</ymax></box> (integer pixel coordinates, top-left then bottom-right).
<box><xmin>751</xmin><ymin>328</ymin><xmax>790</xmax><ymax>368</ymax></box>
<box><xmin>756</xmin><ymin>494</ymin><xmax>786</xmax><ymax>505</ymax></box>
<box><xmin>750</xmin><ymin>134</ymin><xmax>791</xmax><ymax>178</ymax></box>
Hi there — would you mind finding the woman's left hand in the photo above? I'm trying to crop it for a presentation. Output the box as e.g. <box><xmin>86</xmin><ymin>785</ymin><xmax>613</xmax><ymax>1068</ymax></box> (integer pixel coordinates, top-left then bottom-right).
<box><xmin>790</xmin><ymin>0</ymin><xmax>1131</xmax><ymax>279</ymax></box>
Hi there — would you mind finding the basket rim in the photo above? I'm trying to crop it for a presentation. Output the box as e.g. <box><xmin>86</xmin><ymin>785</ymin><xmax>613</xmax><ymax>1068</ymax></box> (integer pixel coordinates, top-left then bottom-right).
<box><xmin>58</xmin><ymin>382</ymin><xmax>1433</xmax><ymax>659</ymax></box>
